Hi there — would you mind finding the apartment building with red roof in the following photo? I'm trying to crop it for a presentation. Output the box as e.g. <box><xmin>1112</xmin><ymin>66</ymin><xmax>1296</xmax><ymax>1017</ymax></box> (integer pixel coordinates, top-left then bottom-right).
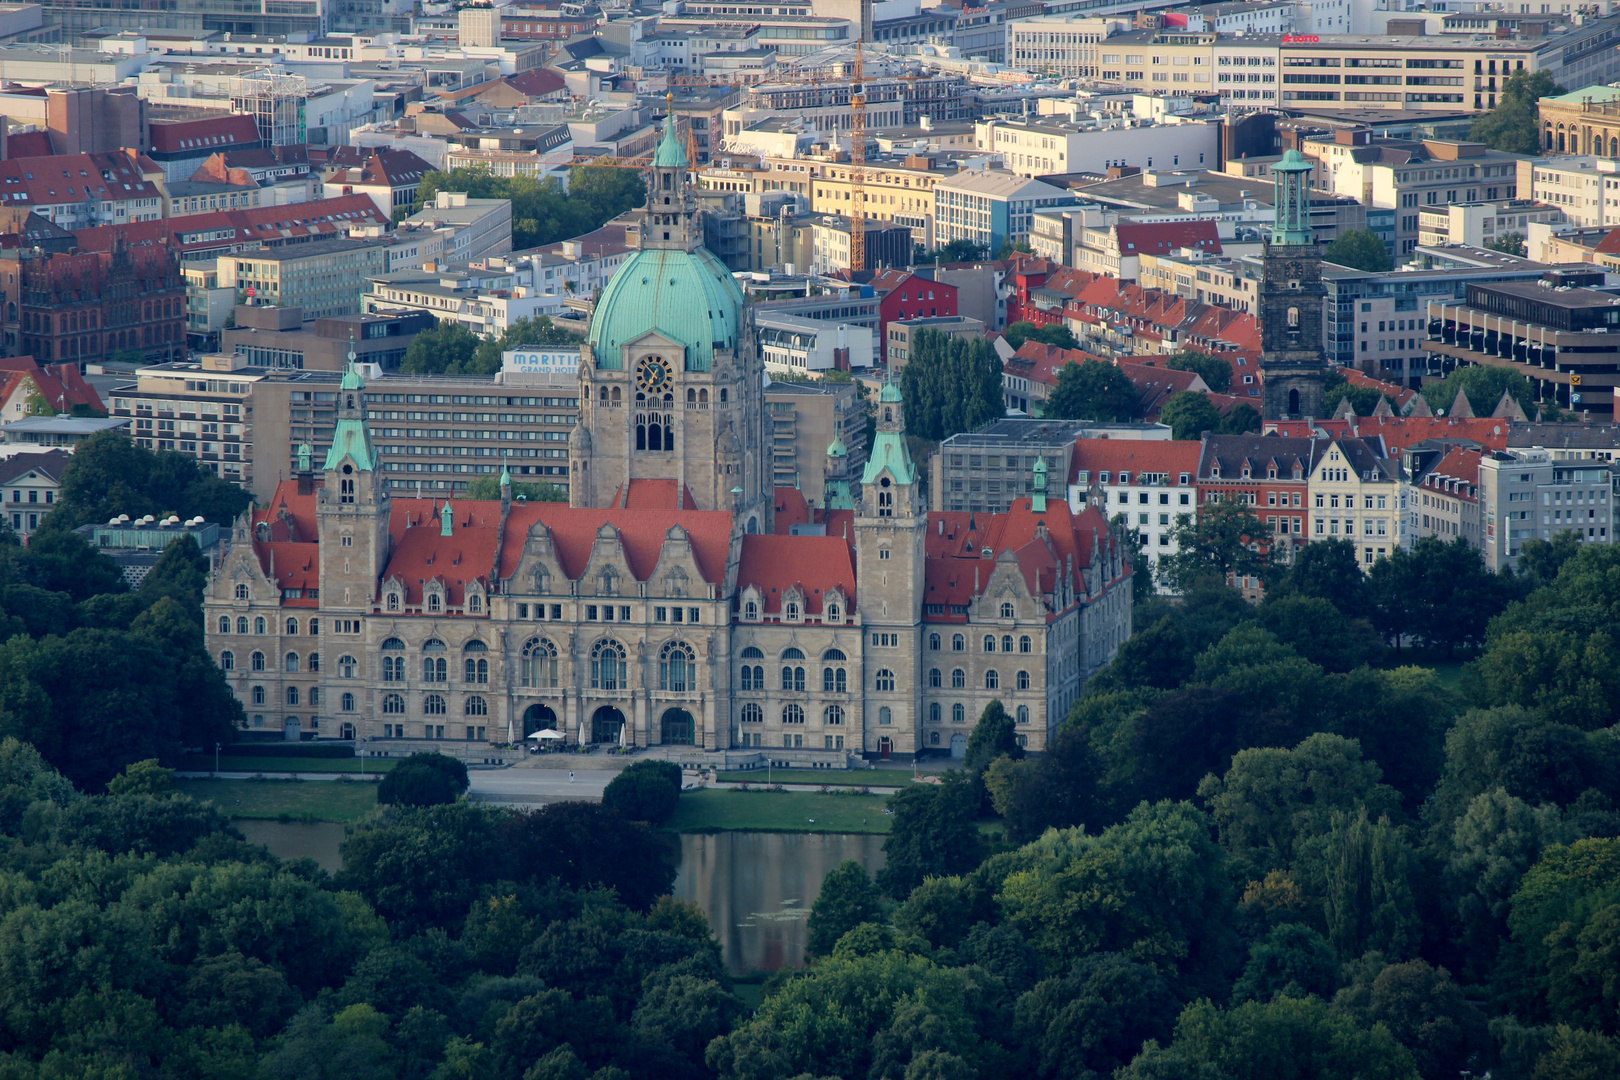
<box><xmin>1410</xmin><ymin>446</ymin><xmax>1482</xmax><ymax>547</ymax></box>
<box><xmin>319</xmin><ymin>148</ymin><xmax>435</xmax><ymax>218</ymax></box>
<box><xmin>870</xmin><ymin>269</ymin><xmax>958</xmax><ymax>363</ymax></box>
<box><xmin>0</xmin><ymin>150</ymin><xmax>167</xmax><ymax>232</ymax></box>
<box><xmin>70</xmin><ymin>195</ymin><xmax>391</xmax><ymax>261</ymax></box>
<box><xmin>1068</xmin><ymin>438</ymin><xmax>1201</xmax><ymax>590</ymax></box>
<box><xmin>0</xmin><ymin>358</ymin><xmax>105</xmax><ymax>416</ymax></box>
<box><xmin>148</xmin><ymin>115</ymin><xmax>264</xmax><ymax>183</ymax></box>
<box><xmin>1074</xmin><ymin>219</ymin><xmax>1222</xmax><ymax>282</ymax></box>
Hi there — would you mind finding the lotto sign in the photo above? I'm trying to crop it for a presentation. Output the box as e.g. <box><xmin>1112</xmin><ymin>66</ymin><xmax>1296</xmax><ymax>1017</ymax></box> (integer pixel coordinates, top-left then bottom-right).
<box><xmin>503</xmin><ymin>349</ymin><xmax>581</xmax><ymax>374</ymax></box>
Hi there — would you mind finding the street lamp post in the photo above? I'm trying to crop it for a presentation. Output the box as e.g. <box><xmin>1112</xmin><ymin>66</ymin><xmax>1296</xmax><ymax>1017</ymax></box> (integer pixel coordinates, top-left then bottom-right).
<box><xmin>214</xmin><ymin>742</ymin><xmax>221</xmax><ymax>775</ymax></box>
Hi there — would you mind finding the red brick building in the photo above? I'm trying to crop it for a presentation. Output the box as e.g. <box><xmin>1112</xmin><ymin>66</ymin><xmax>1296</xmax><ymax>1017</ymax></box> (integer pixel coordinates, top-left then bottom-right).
<box><xmin>0</xmin><ymin>242</ymin><xmax>186</xmax><ymax>365</ymax></box>
<box><xmin>870</xmin><ymin>269</ymin><xmax>958</xmax><ymax>363</ymax></box>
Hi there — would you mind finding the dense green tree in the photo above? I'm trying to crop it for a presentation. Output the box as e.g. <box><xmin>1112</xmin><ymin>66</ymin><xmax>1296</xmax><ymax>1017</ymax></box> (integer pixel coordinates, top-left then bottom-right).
<box><xmin>1515</xmin><ymin>531</ymin><xmax>1583</xmax><ymax>591</ymax></box>
<box><xmin>897</xmin><ymin>330</ymin><xmax>1005</xmax><ymax>441</ymax></box>
<box><xmin>1232</xmin><ymin>923</ymin><xmax>1339</xmax><ymax>1004</ymax></box>
<box><xmin>963</xmin><ymin>700</ymin><xmax>1021</xmax><ymax>777</ymax></box>
<box><xmin>1421</xmin><ymin>363</ymin><xmax>1537</xmax><ymax>420</ymax></box>
<box><xmin>1322</xmin><ymin>808</ymin><xmax>1420</xmax><ymax>961</ymax></box>
<box><xmin>401</xmin><ymin>321</ymin><xmax>485</xmax><ymax>376</ymax></box>
<box><xmin>601</xmin><ymin>759</ymin><xmax>682</xmax><ymax>825</ymax></box>
<box><xmin>40</xmin><ymin>429</ymin><xmax>250</xmax><ymax>533</ymax></box>
<box><xmin>1012</xmin><ymin>952</ymin><xmax>1178</xmax><ymax>1080</ymax></box>
<box><xmin>463</xmin><ymin>475</ymin><xmax>567</xmax><ymax>502</ymax></box>
<box><xmin>1532</xmin><ymin>1025</ymin><xmax>1620</xmax><ymax>1080</ymax></box>
<box><xmin>1322</xmin><ymin>229</ymin><xmax>1394</xmax><ymax>273</ymax></box>
<box><xmin>1332</xmin><ymin>958</ymin><xmax>1490</xmax><ymax>1078</ymax></box>
<box><xmin>1042</xmin><ymin>359</ymin><xmax>1141</xmax><ymax>423</ymax></box>
<box><xmin>1165</xmin><ymin>350</ymin><xmax>1232</xmax><ymax>393</ymax></box>
<box><xmin>1159</xmin><ymin>499</ymin><xmax>1270</xmax><ymax>594</ymax></box>
<box><xmin>1117</xmin><ymin>995</ymin><xmax>1420</xmax><ymax>1080</ymax></box>
<box><xmin>1158</xmin><ymin>391</ymin><xmax>1222</xmax><ymax>441</ymax></box>
<box><xmin>806</xmin><ymin>860</ymin><xmax>884</xmax><ymax>959</ymax></box>
<box><xmin>1488</xmin><ymin>232</ymin><xmax>1529</xmax><ymax>257</ymax></box>
<box><xmin>412</xmin><ymin>165</ymin><xmax>644</xmax><ymax>252</ymax></box>
<box><xmin>468</xmin><ymin>315</ymin><xmax>583</xmax><ymax>374</ymax></box>
<box><xmin>1471</xmin><ymin>70</ymin><xmax>1565</xmax><ymax>155</ymax></box>
<box><xmin>1198</xmin><ymin>733</ymin><xmax>1401</xmax><ymax>881</ymax></box>
<box><xmin>1223</xmin><ymin>402</ymin><xmax>1262</xmax><ymax>435</ymax></box>
<box><xmin>985</xmin><ymin>724</ymin><xmax>1109</xmax><ymax>843</ymax></box>
<box><xmin>138</xmin><ymin>535</ymin><xmax>211</xmax><ymax>617</ymax></box>
<box><xmin>1254</xmin><ymin>595</ymin><xmax>1383</xmax><ymax>673</ymax></box>
<box><xmin>934</xmin><ymin>239</ymin><xmax>988</xmax><ymax>264</ymax></box>
<box><xmin>1500</xmin><ymin>837</ymin><xmax>1620</xmax><ymax>1027</ymax></box>
<box><xmin>1368</xmin><ymin>536</ymin><xmax>1514</xmax><ymax>653</ymax></box>
<box><xmin>1263</xmin><ymin>539</ymin><xmax>1369</xmax><ymax>618</ymax></box>
<box><xmin>378</xmin><ymin>754</ymin><xmax>470</xmax><ymax>808</ymax></box>
<box><xmin>1002</xmin><ymin>321</ymin><xmax>1078</xmax><ymax>351</ymax></box>
<box><xmin>878</xmin><ymin>772</ymin><xmax>985</xmax><ymax>900</ymax></box>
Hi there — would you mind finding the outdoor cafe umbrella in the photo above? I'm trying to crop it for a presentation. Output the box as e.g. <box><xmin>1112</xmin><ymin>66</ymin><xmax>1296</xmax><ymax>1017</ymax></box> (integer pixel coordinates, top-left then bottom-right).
<box><xmin>528</xmin><ymin>729</ymin><xmax>565</xmax><ymax>741</ymax></box>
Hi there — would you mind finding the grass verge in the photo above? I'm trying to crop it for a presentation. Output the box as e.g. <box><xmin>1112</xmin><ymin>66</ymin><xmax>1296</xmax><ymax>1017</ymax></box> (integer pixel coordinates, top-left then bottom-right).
<box><xmin>665</xmin><ymin>788</ymin><xmax>891</xmax><ymax>834</ymax></box>
<box><xmin>714</xmin><ymin>768</ymin><xmax>894</xmax><ymax>786</ymax></box>
<box><xmin>182</xmin><ymin>755</ymin><xmax>400</xmax><ymax>774</ymax></box>
<box><xmin>175</xmin><ymin>778</ymin><xmax>380</xmax><ymax>823</ymax></box>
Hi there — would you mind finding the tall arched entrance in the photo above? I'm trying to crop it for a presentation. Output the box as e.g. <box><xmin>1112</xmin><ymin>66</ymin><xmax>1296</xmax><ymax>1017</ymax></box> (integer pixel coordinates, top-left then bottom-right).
<box><xmin>592</xmin><ymin>706</ymin><xmax>626</xmax><ymax>744</ymax></box>
<box><xmin>660</xmin><ymin>708</ymin><xmax>695</xmax><ymax>745</ymax></box>
<box><xmin>523</xmin><ymin>703</ymin><xmax>558</xmax><ymax>737</ymax></box>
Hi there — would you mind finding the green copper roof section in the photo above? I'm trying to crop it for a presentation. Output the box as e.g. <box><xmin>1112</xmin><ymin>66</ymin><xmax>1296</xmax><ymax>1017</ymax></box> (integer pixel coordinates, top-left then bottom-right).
<box><xmin>1032</xmin><ymin>455</ymin><xmax>1047</xmax><ymax>512</ymax></box>
<box><xmin>880</xmin><ymin>381</ymin><xmax>903</xmax><ymax>403</ymax></box>
<box><xmin>1271</xmin><ymin>149</ymin><xmax>1315</xmax><ymax>248</ymax></box>
<box><xmin>441</xmin><ymin>500</ymin><xmax>454</xmax><ymax>537</ymax></box>
<box><xmin>586</xmin><ymin>247</ymin><xmax>744</xmax><ymax>371</ymax></box>
<box><xmin>862</xmin><ymin>431</ymin><xmax>916</xmax><ymax>486</ymax></box>
<box><xmin>324</xmin><ymin>363</ymin><xmax>376</xmax><ymax>471</ymax></box>
<box><xmin>500</xmin><ymin>462</ymin><xmax>512</xmax><ymax>486</ymax></box>
<box><xmin>340</xmin><ymin>364</ymin><xmax>365</xmax><ymax>391</ymax></box>
<box><xmin>826</xmin><ymin>480</ymin><xmax>854</xmax><ymax>510</ymax></box>
<box><xmin>653</xmin><ymin>113</ymin><xmax>688</xmax><ymax>168</ymax></box>
<box><xmin>827</xmin><ymin>435</ymin><xmax>847</xmax><ymax>458</ymax></box>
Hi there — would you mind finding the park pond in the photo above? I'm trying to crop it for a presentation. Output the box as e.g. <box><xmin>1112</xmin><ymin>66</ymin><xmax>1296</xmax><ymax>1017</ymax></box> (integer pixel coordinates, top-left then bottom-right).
<box><xmin>236</xmin><ymin>820</ymin><xmax>884</xmax><ymax>975</ymax></box>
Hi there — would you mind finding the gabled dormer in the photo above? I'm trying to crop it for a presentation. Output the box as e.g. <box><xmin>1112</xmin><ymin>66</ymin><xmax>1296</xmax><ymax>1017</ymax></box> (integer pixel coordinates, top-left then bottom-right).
<box><xmin>380</xmin><ymin>573</ymin><xmax>407</xmax><ymax>613</ymax></box>
<box><xmin>738</xmin><ymin>584</ymin><xmax>763</xmax><ymax>621</ymax></box>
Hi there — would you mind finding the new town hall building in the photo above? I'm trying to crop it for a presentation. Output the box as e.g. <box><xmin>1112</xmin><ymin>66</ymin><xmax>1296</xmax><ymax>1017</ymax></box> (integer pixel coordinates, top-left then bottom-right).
<box><xmin>203</xmin><ymin>120</ymin><xmax>1133</xmax><ymax>762</ymax></box>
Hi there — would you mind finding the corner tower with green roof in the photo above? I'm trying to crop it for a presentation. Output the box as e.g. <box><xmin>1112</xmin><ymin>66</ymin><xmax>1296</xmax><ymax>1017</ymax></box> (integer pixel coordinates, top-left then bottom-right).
<box><xmin>571</xmin><ymin>110</ymin><xmax>771</xmax><ymax>532</ymax></box>
<box><xmin>1259</xmin><ymin>148</ymin><xmax>1328</xmax><ymax>425</ymax></box>
<box><xmin>317</xmin><ymin>360</ymin><xmax>392</xmax><ymax>613</ymax></box>
<box><xmin>854</xmin><ymin>377</ymin><xmax>926</xmax><ymax>757</ymax></box>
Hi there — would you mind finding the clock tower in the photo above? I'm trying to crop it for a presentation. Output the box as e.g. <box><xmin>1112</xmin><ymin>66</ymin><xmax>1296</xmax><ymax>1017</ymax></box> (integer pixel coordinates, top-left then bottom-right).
<box><xmin>569</xmin><ymin>112</ymin><xmax>771</xmax><ymax>529</ymax></box>
<box><xmin>1260</xmin><ymin>149</ymin><xmax>1329</xmax><ymax>425</ymax></box>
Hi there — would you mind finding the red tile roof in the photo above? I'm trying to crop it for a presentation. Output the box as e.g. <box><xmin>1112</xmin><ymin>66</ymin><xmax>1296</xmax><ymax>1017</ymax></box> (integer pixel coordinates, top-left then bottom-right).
<box><xmin>5</xmin><ymin>132</ymin><xmax>51</xmax><ymax>158</ymax></box>
<box><xmin>0</xmin><ymin>151</ymin><xmax>163</xmax><ymax>210</ymax></box>
<box><xmin>1117</xmin><ymin>360</ymin><xmax>1204</xmax><ymax>418</ymax></box>
<box><xmin>505</xmin><ymin>68</ymin><xmax>570</xmax><ymax>98</ymax></box>
<box><xmin>1424</xmin><ymin>447</ymin><xmax>1482</xmax><ymax>500</ymax></box>
<box><xmin>324</xmin><ymin>147</ymin><xmax>433</xmax><ymax>189</ymax></box>
<box><xmin>0</xmin><ymin>357</ymin><xmax>104</xmax><ymax>413</ymax></box>
<box><xmin>736</xmin><ymin>533</ymin><xmax>857</xmax><ymax>615</ymax></box>
<box><xmin>1004</xmin><ymin>340</ymin><xmax>1108</xmax><ymax>387</ymax></box>
<box><xmin>71</xmin><ymin>195</ymin><xmax>390</xmax><ymax>257</ymax></box>
<box><xmin>1275</xmin><ymin>415</ymin><xmax>1511</xmax><ymax>454</ymax></box>
<box><xmin>1340</xmin><ymin>368</ymin><xmax>1417</xmax><ymax>408</ymax></box>
<box><xmin>149</xmin><ymin>114</ymin><xmax>263</xmax><ymax>156</ymax></box>
<box><xmin>772</xmin><ymin>487</ymin><xmax>811</xmax><ymax>533</ymax></box>
<box><xmin>1068</xmin><ymin>438</ymin><xmax>1202</xmax><ymax>486</ymax></box>
<box><xmin>607</xmin><ymin>479</ymin><xmax>699</xmax><ymax>510</ymax></box>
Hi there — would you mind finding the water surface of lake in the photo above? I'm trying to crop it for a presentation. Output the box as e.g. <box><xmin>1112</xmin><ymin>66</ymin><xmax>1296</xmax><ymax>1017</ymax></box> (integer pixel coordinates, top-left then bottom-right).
<box><xmin>671</xmin><ymin>831</ymin><xmax>886</xmax><ymax>976</ymax></box>
<box><xmin>235</xmin><ymin>819</ymin><xmax>346</xmax><ymax>873</ymax></box>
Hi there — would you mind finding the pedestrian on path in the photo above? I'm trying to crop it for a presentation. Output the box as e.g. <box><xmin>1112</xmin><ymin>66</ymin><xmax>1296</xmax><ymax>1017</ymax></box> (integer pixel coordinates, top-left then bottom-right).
<box><xmin>569</xmin><ymin>771</ymin><xmax>575</xmax><ymax>783</ymax></box>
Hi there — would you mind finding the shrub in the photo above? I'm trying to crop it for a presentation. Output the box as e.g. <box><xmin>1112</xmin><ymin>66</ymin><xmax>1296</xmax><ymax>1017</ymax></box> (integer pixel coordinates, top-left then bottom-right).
<box><xmin>602</xmin><ymin>760</ymin><xmax>682</xmax><ymax>824</ymax></box>
<box><xmin>377</xmin><ymin>753</ymin><xmax>470</xmax><ymax>807</ymax></box>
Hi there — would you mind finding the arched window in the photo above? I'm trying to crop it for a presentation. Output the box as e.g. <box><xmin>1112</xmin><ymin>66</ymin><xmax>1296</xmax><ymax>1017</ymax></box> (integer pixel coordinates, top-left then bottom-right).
<box><xmin>465</xmin><ymin>696</ymin><xmax>488</xmax><ymax>716</ymax></box>
<box><xmin>782</xmin><ymin>647</ymin><xmax>805</xmax><ymax>659</ymax></box>
<box><xmin>220</xmin><ymin>651</ymin><xmax>235</xmax><ymax>671</ymax></box>
<box><xmin>823</xmin><ymin>648</ymin><xmax>846</xmax><ymax>662</ymax></box>
<box><xmin>1002</xmin><ymin>635</ymin><xmax>1013</xmax><ymax>654</ymax></box>
<box><xmin>985</xmin><ymin>670</ymin><xmax>1000</xmax><ymax>690</ymax></box>
<box><xmin>827</xmin><ymin>603</ymin><xmax>841</xmax><ymax>622</ymax></box>
<box><xmin>952</xmin><ymin>703</ymin><xmax>966</xmax><ymax>724</ymax></box>
<box><xmin>464</xmin><ymin>655</ymin><xmax>489</xmax><ymax>684</ymax></box>
<box><xmin>387</xmin><ymin>592</ymin><xmax>400</xmax><ymax>611</ymax></box>
<box><xmin>591</xmin><ymin>639</ymin><xmax>626</xmax><ymax>690</ymax></box>
<box><xmin>1017</xmin><ymin>669</ymin><xmax>1030</xmax><ymax>690</ymax></box>
<box><xmin>1016</xmin><ymin>705</ymin><xmax>1029</xmax><ymax>724</ymax></box>
<box><xmin>929</xmin><ymin>633</ymin><xmax>941</xmax><ymax>650</ymax></box>
<box><xmin>286</xmin><ymin>686</ymin><xmax>300</xmax><ymax>706</ymax></box>
<box><xmin>254</xmin><ymin>617</ymin><xmax>267</xmax><ymax>635</ymax></box>
<box><xmin>251</xmin><ymin>651</ymin><xmax>265</xmax><ymax>671</ymax></box>
<box><xmin>983</xmin><ymin>635</ymin><xmax>995</xmax><ymax>652</ymax></box>
<box><xmin>234</xmin><ymin>583</ymin><xmax>248</xmax><ymax>600</ymax></box>
<box><xmin>879</xmin><ymin>706</ymin><xmax>892</xmax><ymax>725</ymax></box>
<box><xmin>782</xmin><ymin>704</ymin><xmax>804</xmax><ymax>724</ymax></box>
<box><xmin>252</xmin><ymin>685</ymin><xmax>265</xmax><ymax>705</ymax></box>
<box><xmin>929</xmin><ymin>668</ymin><xmax>941</xmax><ymax>687</ymax></box>
<box><xmin>468</xmin><ymin>594</ymin><xmax>482</xmax><ymax>614</ymax></box>
<box><xmin>660</xmin><ymin>640</ymin><xmax>694</xmax><ymax>691</ymax></box>
<box><xmin>218</xmin><ymin>616</ymin><xmax>230</xmax><ymax>634</ymax></box>
<box><xmin>822</xmin><ymin>666</ymin><xmax>846</xmax><ymax>693</ymax></box>
<box><xmin>339</xmin><ymin>655</ymin><xmax>357</xmax><ymax>678</ymax></box>
<box><xmin>875</xmin><ymin>669</ymin><xmax>895</xmax><ymax>692</ymax></box>
<box><xmin>951</xmin><ymin>669</ymin><xmax>966</xmax><ymax>689</ymax></box>
<box><xmin>1019</xmin><ymin>636</ymin><xmax>1032</xmax><ymax>653</ymax></box>
<box><xmin>286</xmin><ymin>617</ymin><xmax>299</xmax><ymax>635</ymax></box>
<box><xmin>382</xmin><ymin>693</ymin><xmax>404</xmax><ymax>714</ymax></box>
<box><xmin>342</xmin><ymin>692</ymin><xmax>355</xmax><ymax>711</ymax></box>
<box><xmin>284</xmin><ymin>652</ymin><xmax>299</xmax><ymax>672</ymax></box>
<box><xmin>1000</xmin><ymin>602</ymin><xmax>1014</xmax><ymax>618</ymax></box>
<box><xmin>743</xmin><ymin>600</ymin><xmax>758</xmax><ymax>620</ymax></box>
<box><xmin>929</xmin><ymin>703</ymin><xmax>940</xmax><ymax>724</ymax></box>
<box><xmin>742</xmin><ymin>647</ymin><xmax>764</xmax><ymax>658</ymax></box>
<box><xmin>951</xmin><ymin>634</ymin><xmax>965</xmax><ymax>652</ymax></box>
<box><xmin>522</xmin><ymin>638</ymin><xmax>558</xmax><ymax>688</ymax></box>
<box><xmin>742</xmin><ymin>703</ymin><xmax>763</xmax><ymax>723</ymax></box>
<box><xmin>422</xmin><ymin>639</ymin><xmax>447</xmax><ymax>683</ymax></box>
<box><xmin>824</xmin><ymin>705</ymin><xmax>845</xmax><ymax>725</ymax></box>
<box><xmin>236</xmin><ymin>617</ymin><xmax>248</xmax><ymax>634</ymax></box>
<box><xmin>423</xmin><ymin>694</ymin><xmax>447</xmax><ymax>716</ymax></box>
<box><xmin>427</xmin><ymin>593</ymin><xmax>442</xmax><ymax>613</ymax></box>
<box><xmin>784</xmin><ymin>601</ymin><xmax>799</xmax><ymax>620</ymax></box>
<box><xmin>781</xmin><ymin>663</ymin><xmax>805</xmax><ymax>691</ymax></box>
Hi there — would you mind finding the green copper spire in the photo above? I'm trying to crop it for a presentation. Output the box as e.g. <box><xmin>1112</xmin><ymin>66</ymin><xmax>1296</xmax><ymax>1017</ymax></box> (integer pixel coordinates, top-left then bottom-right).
<box><xmin>1032</xmin><ymin>455</ymin><xmax>1048</xmax><ymax>513</ymax></box>
<box><xmin>324</xmin><ymin>360</ymin><xmax>376</xmax><ymax>472</ymax></box>
<box><xmin>653</xmin><ymin>110</ymin><xmax>687</xmax><ymax>168</ymax></box>
<box><xmin>1271</xmin><ymin>149</ymin><xmax>1316</xmax><ymax>248</ymax></box>
<box><xmin>441</xmin><ymin>500</ymin><xmax>454</xmax><ymax>537</ymax></box>
<box><xmin>500</xmin><ymin>462</ymin><xmax>512</xmax><ymax>488</ymax></box>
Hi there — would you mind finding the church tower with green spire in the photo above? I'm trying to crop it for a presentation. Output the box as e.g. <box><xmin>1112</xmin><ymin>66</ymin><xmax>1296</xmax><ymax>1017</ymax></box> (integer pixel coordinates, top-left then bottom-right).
<box><xmin>824</xmin><ymin>435</ymin><xmax>854</xmax><ymax>510</ymax></box>
<box><xmin>317</xmin><ymin>356</ymin><xmax>391</xmax><ymax>612</ymax></box>
<box><xmin>1260</xmin><ymin>149</ymin><xmax>1329</xmax><ymax>424</ymax></box>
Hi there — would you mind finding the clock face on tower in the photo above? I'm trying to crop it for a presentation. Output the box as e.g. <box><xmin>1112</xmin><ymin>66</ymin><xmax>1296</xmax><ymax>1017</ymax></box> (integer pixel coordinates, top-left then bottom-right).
<box><xmin>635</xmin><ymin>356</ymin><xmax>670</xmax><ymax>394</ymax></box>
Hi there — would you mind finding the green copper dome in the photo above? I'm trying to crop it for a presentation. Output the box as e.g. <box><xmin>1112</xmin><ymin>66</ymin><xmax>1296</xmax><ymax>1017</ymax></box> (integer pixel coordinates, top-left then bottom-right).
<box><xmin>653</xmin><ymin>114</ymin><xmax>688</xmax><ymax>168</ymax></box>
<box><xmin>827</xmin><ymin>435</ymin><xmax>847</xmax><ymax>457</ymax></box>
<box><xmin>587</xmin><ymin>247</ymin><xmax>744</xmax><ymax>371</ymax></box>
<box><xmin>880</xmin><ymin>381</ymin><xmax>903</xmax><ymax>403</ymax></box>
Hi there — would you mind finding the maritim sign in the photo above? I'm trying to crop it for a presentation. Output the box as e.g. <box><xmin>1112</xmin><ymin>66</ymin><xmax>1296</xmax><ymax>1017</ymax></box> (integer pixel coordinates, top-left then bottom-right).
<box><xmin>502</xmin><ymin>349</ymin><xmax>581</xmax><ymax>375</ymax></box>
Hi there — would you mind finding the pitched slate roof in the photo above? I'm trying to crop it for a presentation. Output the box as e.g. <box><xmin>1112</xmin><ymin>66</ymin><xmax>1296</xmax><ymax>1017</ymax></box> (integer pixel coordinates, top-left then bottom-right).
<box><xmin>1114</xmin><ymin>220</ymin><xmax>1222</xmax><ymax>257</ymax></box>
<box><xmin>0</xmin><ymin>357</ymin><xmax>104</xmax><ymax>413</ymax></box>
<box><xmin>0</xmin><ymin>448</ymin><xmax>71</xmax><ymax>486</ymax></box>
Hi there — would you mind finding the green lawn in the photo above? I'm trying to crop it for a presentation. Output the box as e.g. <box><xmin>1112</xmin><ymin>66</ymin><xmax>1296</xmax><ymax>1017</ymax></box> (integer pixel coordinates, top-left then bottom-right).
<box><xmin>175</xmin><ymin>778</ymin><xmax>380</xmax><ymax>823</ymax></box>
<box><xmin>715</xmin><ymin>768</ymin><xmax>894</xmax><ymax>786</ymax></box>
<box><xmin>665</xmin><ymin>788</ymin><xmax>891</xmax><ymax>834</ymax></box>
<box><xmin>181</xmin><ymin>755</ymin><xmax>399</xmax><ymax>774</ymax></box>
